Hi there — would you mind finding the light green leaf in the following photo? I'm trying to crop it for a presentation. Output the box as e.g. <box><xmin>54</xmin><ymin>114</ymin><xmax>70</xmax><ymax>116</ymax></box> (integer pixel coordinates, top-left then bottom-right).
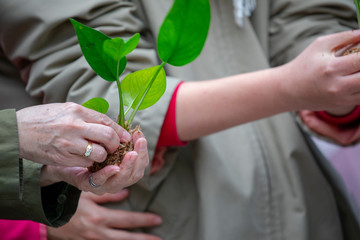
<box><xmin>157</xmin><ymin>0</ymin><xmax>211</xmax><ymax>66</ymax></box>
<box><xmin>82</xmin><ymin>98</ymin><xmax>109</xmax><ymax>114</ymax></box>
<box><xmin>102</xmin><ymin>34</ymin><xmax>140</xmax><ymax>78</ymax></box>
<box><xmin>122</xmin><ymin>66</ymin><xmax>166</xmax><ymax>110</ymax></box>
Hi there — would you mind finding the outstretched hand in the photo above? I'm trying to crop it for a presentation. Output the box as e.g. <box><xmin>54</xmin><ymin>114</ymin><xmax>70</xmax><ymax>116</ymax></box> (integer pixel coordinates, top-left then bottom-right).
<box><xmin>280</xmin><ymin>30</ymin><xmax>360</xmax><ymax>112</ymax></box>
<box><xmin>16</xmin><ymin>102</ymin><xmax>131</xmax><ymax>167</ymax></box>
<box><xmin>47</xmin><ymin>190</ymin><xmax>162</xmax><ymax>240</ymax></box>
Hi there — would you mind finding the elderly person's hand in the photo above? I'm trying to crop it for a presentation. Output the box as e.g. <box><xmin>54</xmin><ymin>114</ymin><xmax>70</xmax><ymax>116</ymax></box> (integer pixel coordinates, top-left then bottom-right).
<box><xmin>40</xmin><ymin>130</ymin><xmax>149</xmax><ymax>194</ymax></box>
<box><xmin>16</xmin><ymin>102</ymin><xmax>131</xmax><ymax>167</ymax></box>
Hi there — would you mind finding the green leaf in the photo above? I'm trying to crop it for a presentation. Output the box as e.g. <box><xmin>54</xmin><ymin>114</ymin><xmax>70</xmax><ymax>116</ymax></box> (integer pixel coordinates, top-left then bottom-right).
<box><xmin>157</xmin><ymin>0</ymin><xmax>211</xmax><ymax>66</ymax></box>
<box><xmin>82</xmin><ymin>98</ymin><xmax>109</xmax><ymax>114</ymax></box>
<box><xmin>70</xmin><ymin>18</ymin><xmax>115</xmax><ymax>81</ymax></box>
<box><xmin>122</xmin><ymin>65</ymin><xmax>166</xmax><ymax>110</ymax></box>
<box><xmin>354</xmin><ymin>0</ymin><xmax>360</xmax><ymax>28</ymax></box>
<box><xmin>102</xmin><ymin>33</ymin><xmax>140</xmax><ymax>78</ymax></box>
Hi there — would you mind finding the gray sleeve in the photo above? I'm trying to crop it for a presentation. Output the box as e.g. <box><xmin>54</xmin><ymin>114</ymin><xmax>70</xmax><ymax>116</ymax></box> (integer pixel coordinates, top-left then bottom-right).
<box><xmin>270</xmin><ymin>0</ymin><xmax>357</xmax><ymax>66</ymax></box>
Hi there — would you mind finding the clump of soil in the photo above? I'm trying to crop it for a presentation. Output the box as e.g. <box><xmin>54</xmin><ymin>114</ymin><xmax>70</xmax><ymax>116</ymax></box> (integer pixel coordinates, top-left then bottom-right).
<box><xmin>344</xmin><ymin>47</ymin><xmax>360</xmax><ymax>55</ymax></box>
<box><xmin>88</xmin><ymin>126</ymin><xmax>140</xmax><ymax>172</ymax></box>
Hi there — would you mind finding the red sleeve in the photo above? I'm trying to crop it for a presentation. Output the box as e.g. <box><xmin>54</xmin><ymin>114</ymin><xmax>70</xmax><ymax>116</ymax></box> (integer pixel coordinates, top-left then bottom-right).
<box><xmin>0</xmin><ymin>220</ymin><xmax>46</xmax><ymax>240</ymax></box>
<box><xmin>315</xmin><ymin>105</ymin><xmax>360</xmax><ymax>125</ymax></box>
<box><xmin>157</xmin><ymin>82</ymin><xmax>188</xmax><ymax>148</ymax></box>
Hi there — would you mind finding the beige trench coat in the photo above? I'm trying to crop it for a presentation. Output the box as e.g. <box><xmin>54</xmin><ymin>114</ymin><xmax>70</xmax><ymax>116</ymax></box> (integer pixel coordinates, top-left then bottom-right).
<box><xmin>0</xmin><ymin>0</ymin><xmax>359</xmax><ymax>238</ymax></box>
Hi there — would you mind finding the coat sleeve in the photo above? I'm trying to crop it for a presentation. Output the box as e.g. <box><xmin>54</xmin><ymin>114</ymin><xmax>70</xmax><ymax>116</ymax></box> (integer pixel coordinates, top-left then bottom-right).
<box><xmin>0</xmin><ymin>109</ymin><xmax>81</xmax><ymax>227</ymax></box>
<box><xmin>269</xmin><ymin>0</ymin><xmax>357</xmax><ymax>66</ymax></box>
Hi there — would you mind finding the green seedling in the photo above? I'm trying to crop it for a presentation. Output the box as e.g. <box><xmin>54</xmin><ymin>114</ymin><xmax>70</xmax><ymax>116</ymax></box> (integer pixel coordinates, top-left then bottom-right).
<box><xmin>71</xmin><ymin>0</ymin><xmax>211</xmax><ymax>131</ymax></box>
<box><xmin>355</xmin><ymin>0</ymin><xmax>360</xmax><ymax>28</ymax></box>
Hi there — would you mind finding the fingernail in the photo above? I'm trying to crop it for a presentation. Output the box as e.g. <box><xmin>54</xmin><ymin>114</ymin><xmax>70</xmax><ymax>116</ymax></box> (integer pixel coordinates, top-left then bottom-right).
<box><xmin>122</xmin><ymin>131</ymin><xmax>131</xmax><ymax>142</ymax></box>
<box><xmin>154</xmin><ymin>216</ymin><xmax>162</xmax><ymax>224</ymax></box>
<box><xmin>130</xmin><ymin>152</ymin><xmax>137</xmax><ymax>161</ymax></box>
<box><xmin>113</xmin><ymin>166</ymin><xmax>121</xmax><ymax>173</ymax></box>
<box><xmin>119</xmin><ymin>188</ymin><xmax>129</xmax><ymax>194</ymax></box>
<box><xmin>140</xmin><ymin>139</ymin><xmax>147</xmax><ymax>150</ymax></box>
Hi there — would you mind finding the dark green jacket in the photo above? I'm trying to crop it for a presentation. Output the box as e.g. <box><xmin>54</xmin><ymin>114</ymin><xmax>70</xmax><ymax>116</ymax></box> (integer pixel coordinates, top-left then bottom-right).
<box><xmin>0</xmin><ymin>109</ymin><xmax>80</xmax><ymax>227</ymax></box>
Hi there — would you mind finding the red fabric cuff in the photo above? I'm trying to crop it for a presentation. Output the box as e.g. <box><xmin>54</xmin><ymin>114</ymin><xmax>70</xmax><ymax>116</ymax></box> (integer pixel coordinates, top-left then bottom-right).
<box><xmin>0</xmin><ymin>220</ymin><xmax>43</xmax><ymax>240</ymax></box>
<box><xmin>157</xmin><ymin>82</ymin><xmax>188</xmax><ymax>147</ymax></box>
<box><xmin>315</xmin><ymin>105</ymin><xmax>360</xmax><ymax>125</ymax></box>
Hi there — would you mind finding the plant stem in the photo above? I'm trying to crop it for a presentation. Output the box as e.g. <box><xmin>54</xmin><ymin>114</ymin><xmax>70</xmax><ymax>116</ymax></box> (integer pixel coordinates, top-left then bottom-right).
<box><xmin>355</xmin><ymin>0</ymin><xmax>360</xmax><ymax>28</ymax></box>
<box><xmin>116</xmin><ymin>60</ymin><xmax>125</xmax><ymax>128</ymax></box>
<box><xmin>126</xmin><ymin>61</ymin><xmax>166</xmax><ymax>129</ymax></box>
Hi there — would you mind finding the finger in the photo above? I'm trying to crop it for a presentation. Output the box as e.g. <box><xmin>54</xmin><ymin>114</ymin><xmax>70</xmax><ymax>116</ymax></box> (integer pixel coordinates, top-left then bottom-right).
<box><xmin>104</xmin><ymin>228</ymin><xmax>163</xmax><ymax>240</ymax></box>
<box><xmin>87</xmin><ymin>189</ymin><xmax>130</xmax><ymax>204</ymax></box>
<box><xmin>78</xmin><ymin>106</ymin><xmax>132</xmax><ymax>143</ymax></box>
<box><xmin>332</xmin><ymin>52</ymin><xmax>360</xmax><ymax>76</ymax></box>
<box><xmin>132</xmin><ymin>137</ymin><xmax>149</xmax><ymax>172</ymax></box>
<box><xmin>340</xmin><ymin>72</ymin><xmax>360</xmax><ymax>99</ymax></box>
<box><xmin>85</xmin><ymin>166</ymin><xmax>120</xmax><ymax>192</ymax></box>
<box><xmin>320</xmin><ymin>30</ymin><xmax>360</xmax><ymax>51</ymax></box>
<box><xmin>122</xmin><ymin>137</ymin><xmax>148</xmax><ymax>184</ymax></box>
<box><xmin>117</xmin><ymin>151</ymin><xmax>138</xmax><ymax>184</ymax></box>
<box><xmin>107</xmin><ymin>211</ymin><xmax>162</xmax><ymax>229</ymax></box>
<box><xmin>132</xmin><ymin>129</ymin><xmax>145</xmax><ymax>143</ymax></box>
<box><xmin>70</xmin><ymin>140</ymin><xmax>107</xmax><ymax>164</ymax></box>
<box><xmin>83</xmin><ymin>123</ymin><xmax>122</xmax><ymax>153</ymax></box>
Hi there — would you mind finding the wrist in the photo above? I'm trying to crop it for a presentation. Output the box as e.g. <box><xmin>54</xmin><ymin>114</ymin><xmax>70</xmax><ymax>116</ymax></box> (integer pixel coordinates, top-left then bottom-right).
<box><xmin>40</xmin><ymin>165</ymin><xmax>61</xmax><ymax>187</ymax></box>
<box><xmin>315</xmin><ymin>105</ymin><xmax>360</xmax><ymax>125</ymax></box>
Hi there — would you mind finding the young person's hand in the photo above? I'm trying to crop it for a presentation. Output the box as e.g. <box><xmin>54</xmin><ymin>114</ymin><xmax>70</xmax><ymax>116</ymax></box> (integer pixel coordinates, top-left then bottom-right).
<box><xmin>47</xmin><ymin>190</ymin><xmax>162</xmax><ymax>240</ymax></box>
<box><xmin>280</xmin><ymin>30</ymin><xmax>360</xmax><ymax>111</ymax></box>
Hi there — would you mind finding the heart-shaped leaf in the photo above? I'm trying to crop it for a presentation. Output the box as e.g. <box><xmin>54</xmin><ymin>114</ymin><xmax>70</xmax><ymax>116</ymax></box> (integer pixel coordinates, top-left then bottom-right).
<box><xmin>122</xmin><ymin>65</ymin><xmax>166</xmax><ymax>110</ymax></box>
<box><xmin>70</xmin><ymin>18</ymin><xmax>115</xmax><ymax>81</ymax></box>
<box><xmin>157</xmin><ymin>0</ymin><xmax>211</xmax><ymax>66</ymax></box>
<box><xmin>82</xmin><ymin>97</ymin><xmax>109</xmax><ymax>114</ymax></box>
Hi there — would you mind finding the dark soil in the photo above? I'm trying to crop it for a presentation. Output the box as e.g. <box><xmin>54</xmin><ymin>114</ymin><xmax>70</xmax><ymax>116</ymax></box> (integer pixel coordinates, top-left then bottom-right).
<box><xmin>344</xmin><ymin>47</ymin><xmax>360</xmax><ymax>55</ymax></box>
<box><xmin>88</xmin><ymin>126</ymin><xmax>140</xmax><ymax>172</ymax></box>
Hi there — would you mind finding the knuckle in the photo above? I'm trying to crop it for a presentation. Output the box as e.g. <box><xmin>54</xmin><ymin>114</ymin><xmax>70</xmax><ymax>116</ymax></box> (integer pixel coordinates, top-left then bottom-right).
<box><xmin>132</xmin><ymin>171</ymin><xmax>145</xmax><ymax>182</ymax></box>
<box><xmin>56</xmin><ymin>138</ymin><xmax>72</xmax><ymax>149</ymax></box>
<box><xmin>89</xmin><ymin>213</ymin><xmax>106</xmax><ymax>225</ymax></box>
<box><xmin>314</xmin><ymin>36</ymin><xmax>326</xmax><ymax>46</ymax></box>
<box><xmin>321</xmin><ymin>62</ymin><xmax>336</xmax><ymax>78</ymax></box>
<box><xmin>83</xmin><ymin>230</ymin><xmax>99</xmax><ymax>239</ymax></box>
<box><xmin>61</xmin><ymin>118</ymin><xmax>84</xmax><ymax>133</ymax></box>
<box><xmin>102</xmin><ymin>127</ymin><xmax>118</xmax><ymax>144</ymax></box>
<box><xmin>97</xmin><ymin>148</ymin><xmax>108</xmax><ymax>162</ymax></box>
<box><xmin>65</xmin><ymin>102</ymin><xmax>82</xmax><ymax>113</ymax></box>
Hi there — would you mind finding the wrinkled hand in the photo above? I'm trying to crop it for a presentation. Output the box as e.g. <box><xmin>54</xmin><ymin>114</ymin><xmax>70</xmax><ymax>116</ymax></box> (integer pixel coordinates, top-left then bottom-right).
<box><xmin>16</xmin><ymin>102</ymin><xmax>131</xmax><ymax>167</ymax></box>
<box><xmin>41</xmin><ymin>130</ymin><xmax>149</xmax><ymax>193</ymax></box>
<box><xmin>299</xmin><ymin>110</ymin><xmax>360</xmax><ymax>145</ymax></box>
<box><xmin>47</xmin><ymin>190</ymin><xmax>162</xmax><ymax>240</ymax></box>
<box><xmin>281</xmin><ymin>30</ymin><xmax>360</xmax><ymax>111</ymax></box>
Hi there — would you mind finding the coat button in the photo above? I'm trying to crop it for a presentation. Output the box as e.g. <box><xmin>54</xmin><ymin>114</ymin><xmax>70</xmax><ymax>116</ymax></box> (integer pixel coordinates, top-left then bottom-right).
<box><xmin>57</xmin><ymin>194</ymin><xmax>67</xmax><ymax>204</ymax></box>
